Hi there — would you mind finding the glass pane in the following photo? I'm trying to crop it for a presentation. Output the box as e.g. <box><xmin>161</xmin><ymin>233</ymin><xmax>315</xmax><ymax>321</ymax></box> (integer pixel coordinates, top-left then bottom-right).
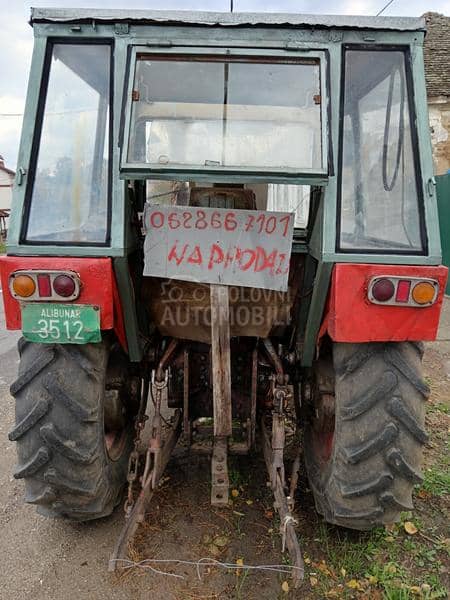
<box><xmin>128</xmin><ymin>56</ymin><xmax>322</xmax><ymax>171</ymax></box>
<box><xmin>267</xmin><ymin>184</ymin><xmax>310</xmax><ymax>228</ymax></box>
<box><xmin>26</xmin><ymin>44</ymin><xmax>110</xmax><ymax>244</ymax></box>
<box><xmin>339</xmin><ymin>50</ymin><xmax>424</xmax><ymax>252</ymax></box>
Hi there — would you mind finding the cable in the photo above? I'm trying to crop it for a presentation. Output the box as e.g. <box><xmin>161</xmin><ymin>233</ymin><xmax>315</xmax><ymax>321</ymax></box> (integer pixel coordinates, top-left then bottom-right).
<box><xmin>382</xmin><ymin>66</ymin><xmax>405</xmax><ymax>192</ymax></box>
<box><xmin>376</xmin><ymin>0</ymin><xmax>396</xmax><ymax>16</ymax></box>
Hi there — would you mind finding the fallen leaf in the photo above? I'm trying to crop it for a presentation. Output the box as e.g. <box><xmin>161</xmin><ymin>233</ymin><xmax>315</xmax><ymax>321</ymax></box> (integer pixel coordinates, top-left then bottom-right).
<box><xmin>385</xmin><ymin>535</ymin><xmax>395</xmax><ymax>542</ymax></box>
<box><xmin>231</xmin><ymin>489</ymin><xmax>239</xmax><ymax>498</ymax></box>
<box><xmin>368</xmin><ymin>575</ymin><xmax>378</xmax><ymax>585</ymax></box>
<box><xmin>207</xmin><ymin>543</ymin><xmax>221</xmax><ymax>557</ymax></box>
<box><xmin>236</xmin><ymin>558</ymin><xmax>244</xmax><ymax>566</ymax></box>
<box><xmin>340</xmin><ymin>568</ymin><xmax>346</xmax><ymax>577</ymax></box>
<box><xmin>309</xmin><ymin>576</ymin><xmax>318</xmax><ymax>587</ymax></box>
<box><xmin>264</xmin><ymin>510</ymin><xmax>274</xmax><ymax>519</ymax></box>
<box><xmin>281</xmin><ymin>580</ymin><xmax>290</xmax><ymax>593</ymax></box>
<box><xmin>213</xmin><ymin>535</ymin><xmax>229</xmax><ymax>548</ymax></box>
<box><xmin>347</xmin><ymin>579</ymin><xmax>360</xmax><ymax>590</ymax></box>
<box><xmin>304</xmin><ymin>557</ymin><xmax>311</xmax><ymax>565</ymax></box>
<box><xmin>417</xmin><ymin>489</ymin><xmax>429</xmax><ymax>499</ymax></box>
<box><xmin>404</xmin><ymin>521</ymin><xmax>418</xmax><ymax>535</ymax></box>
<box><xmin>246</xmin><ymin>499</ymin><xmax>253</xmax><ymax>505</ymax></box>
<box><xmin>409</xmin><ymin>586</ymin><xmax>421</xmax><ymax>595</ymax></box>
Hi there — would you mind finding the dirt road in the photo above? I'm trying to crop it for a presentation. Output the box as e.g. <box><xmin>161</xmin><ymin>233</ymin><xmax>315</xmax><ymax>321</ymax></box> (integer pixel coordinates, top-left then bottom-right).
<box><xmin>0</xmin><ymin>297</ymin><xmax>448</xmax><ymax>600</ymax></box>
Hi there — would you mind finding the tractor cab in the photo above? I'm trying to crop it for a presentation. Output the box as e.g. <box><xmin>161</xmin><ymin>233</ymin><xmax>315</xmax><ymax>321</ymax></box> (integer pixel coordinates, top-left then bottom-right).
<box><xmin>1</xmin><ymin>10</ymin><xmax>448</xmax><ymax>585</ymax></box>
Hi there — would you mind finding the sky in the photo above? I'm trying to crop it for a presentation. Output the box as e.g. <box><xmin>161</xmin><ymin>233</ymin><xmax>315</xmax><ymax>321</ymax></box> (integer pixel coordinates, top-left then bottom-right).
<box><xmin>0</xmin><ymin>0</ymin><xmax>448</xmax><ymax>170</ymax></box>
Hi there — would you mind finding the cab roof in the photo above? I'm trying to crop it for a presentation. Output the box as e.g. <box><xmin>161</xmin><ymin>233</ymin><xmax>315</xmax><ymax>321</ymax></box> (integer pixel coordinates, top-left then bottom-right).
<box><xmin>30</xmin><ymin>8</ymin><xmax>425</xmax><ymax>32</ymax></box>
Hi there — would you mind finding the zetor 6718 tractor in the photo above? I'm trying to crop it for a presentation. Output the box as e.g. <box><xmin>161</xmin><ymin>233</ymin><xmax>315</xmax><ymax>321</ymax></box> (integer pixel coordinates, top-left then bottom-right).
<box><xmin>0</xmin><ymin>9</ymin><xmax>448</xmax><ymax>579</ymax></box>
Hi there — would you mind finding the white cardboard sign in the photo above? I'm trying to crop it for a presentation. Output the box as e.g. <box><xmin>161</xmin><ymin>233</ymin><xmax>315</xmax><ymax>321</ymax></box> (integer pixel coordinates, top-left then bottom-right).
<box><xmin>143</xmin><ymin>205</ymin><xmax>294</xmax><ymax>292</ymax></box>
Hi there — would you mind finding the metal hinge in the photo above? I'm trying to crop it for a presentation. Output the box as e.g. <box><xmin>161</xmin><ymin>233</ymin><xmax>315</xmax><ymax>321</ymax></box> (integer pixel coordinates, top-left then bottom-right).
<box><xmin>114</xmin><ymin>23</ymin><xmax>129</xmax><ymax>35</ymax></box>
<box><xmin>16</xmin><ymin>167</ymin><xmax>26</xmax><ymax>186</ymax></box>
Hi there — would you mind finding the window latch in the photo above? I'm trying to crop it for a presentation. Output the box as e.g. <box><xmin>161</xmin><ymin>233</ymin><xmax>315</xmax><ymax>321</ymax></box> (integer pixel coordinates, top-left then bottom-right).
<box><xmin>16</xmin><ymin>167</ymin><xmax>26</xmax><ymax>186</ymax></box>
<box><xmin>427</xmin><ymin>176</ymin><xmax>436</xmax><ymax>197</ymax></box>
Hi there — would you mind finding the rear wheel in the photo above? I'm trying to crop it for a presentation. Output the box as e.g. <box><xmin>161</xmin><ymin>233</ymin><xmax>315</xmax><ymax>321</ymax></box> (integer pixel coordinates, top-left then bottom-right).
<box><xmin>9</xmin><ymin>338</ymin><xmax>139</xmax><ymax>521</ymax></box>
<box><xmin>304</xmin><ymin>342</ymin><xmax>429</xmax><ymax>530</ymax></box>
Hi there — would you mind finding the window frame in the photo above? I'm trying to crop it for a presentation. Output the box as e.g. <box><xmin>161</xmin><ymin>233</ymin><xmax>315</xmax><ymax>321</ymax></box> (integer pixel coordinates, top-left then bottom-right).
<box><xmin>120</xmin><ymin>46</ymin><xmax>330</xmax><ymax>185</ymax></box>
<box><xmin>20</xmin><ymin>38</ymin><xmax>114</xmax><ymax>247</ymax></box>
<box><xmin>335</xmin><ymin>44</ymin><xmax>428</xmax><ymax>256</ymax></box>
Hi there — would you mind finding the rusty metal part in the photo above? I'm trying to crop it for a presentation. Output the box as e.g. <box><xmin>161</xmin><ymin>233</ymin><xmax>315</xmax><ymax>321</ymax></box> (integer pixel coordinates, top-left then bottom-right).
<box><xmin>109</xmin><ymin>408</ymin><xmax>182</xmax><ymax>572</ymax></box>
<box><xmin>262</xmin><ymin>338</ymin><xmax>284</xmax><ymax>381</ymax></box>
<box><xmin>269</xmin><ymin>413</ymin><xmax>286</xmax><ymax>489</ymax></box>
<box><xmin>183</xmin><ymin>348</ymin><xmax>191</xmax><ymax>443</ymax></box>
<box><xmin>250</xmin><ymin>348</ymin><xmax>257</xmax><ymax>448</ymax></box>
<box><xmin>211</xmin><ymin>436</ymin><xmax>229</xmax><ymax>506</ymax></box>
<box><xmin>155</xmin><ymin>338</ymin><xmax>180</xmax><ymax>382</ymax></box>
<box><xmin>261</xmin><ymin>417</ymin><xmax>304</xmax><ymax>587</ymax></box>
<box><xmin>124</xmin><ymin>374</ymin><xmax>149</xmax><ymax>515</ymax></box>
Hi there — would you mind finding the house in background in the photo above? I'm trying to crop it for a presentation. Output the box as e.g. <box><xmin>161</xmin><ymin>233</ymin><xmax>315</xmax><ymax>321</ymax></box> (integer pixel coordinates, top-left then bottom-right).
<box><xmin>0</xmin><ymin>155</ymin><xmax>15</xmax><ymax>240</ymax></box>
<box><xmin>423</xmin><ymin>12</ymin><xmax>450</xmax><ymax>175</ymax></box>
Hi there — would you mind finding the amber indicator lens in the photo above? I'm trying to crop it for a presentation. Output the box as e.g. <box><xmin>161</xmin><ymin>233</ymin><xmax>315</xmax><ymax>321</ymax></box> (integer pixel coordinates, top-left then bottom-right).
<box><xmin>53</xmin><ymin>274</ymin><xmax>76</xmax><ymax>297</ymax></box>
<box><xmin>372</xmin><ymin>278</ymin><xmax>395</xmax><ymax>302</ymax></box>
<box><xmin>12</xmin><ymin>274</ymin><xmax>36</xmax><ymax>298</ymax></box>
<box><xmin>412</xmin><ymin>281</ymin><xmax>436</xmax><ymax>305</ymax></box>
<box><xmin>37</xmin><ymin>274</ymin><xmax>51</xmax><ymax>297</ymax></box>
<box><xmin>395</xmin><ymin>280</ymin><xmax>411</xmax><ymax>303</ymax></box>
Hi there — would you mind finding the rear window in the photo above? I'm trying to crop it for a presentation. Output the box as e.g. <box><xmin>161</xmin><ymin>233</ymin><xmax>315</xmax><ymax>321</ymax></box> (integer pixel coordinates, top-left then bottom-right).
<box><xmin>125</xmin><ymin>53</ymin><xmax>325</xmax><ymax>175</ymax></box>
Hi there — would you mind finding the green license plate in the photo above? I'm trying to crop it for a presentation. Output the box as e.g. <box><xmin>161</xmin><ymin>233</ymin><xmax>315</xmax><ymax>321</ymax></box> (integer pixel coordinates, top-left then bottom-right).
<box><xmin>21</xmin><ymin>303</ymin><xmax>101</xmax><ymax>344</ymax></box>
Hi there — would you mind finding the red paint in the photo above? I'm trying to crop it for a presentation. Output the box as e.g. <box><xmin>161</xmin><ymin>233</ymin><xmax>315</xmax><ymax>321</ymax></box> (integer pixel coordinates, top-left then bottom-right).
<box><xmin>320</xmin><ymin>263</ymin><xmax>448</xmax><ymax>343</ymax></box>
<box><xmin>37</xmin><ymin>274</ymin><xmax>51</xmax><ymax>297</ymax></box>
<box><xmin>396</xmin><ymin>279</ymin><xmax>411</xmax><ymax>303</ymax></box>
<box><xmin>0</xmin><ymin>256</ymin><xmax>128</xmax><ymax>352</ymax></box>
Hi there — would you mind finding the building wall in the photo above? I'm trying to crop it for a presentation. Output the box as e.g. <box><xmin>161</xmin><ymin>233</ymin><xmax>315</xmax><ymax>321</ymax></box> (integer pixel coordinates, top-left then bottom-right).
<box><xmin>0</xmin><ymin>168</ymin><xmax>14</xmax><ymax>234</ymax></box>
<box><xmin>429</xmin><ymin>97</ymin><xmax>450</xmax><ymax>175</ymax></box>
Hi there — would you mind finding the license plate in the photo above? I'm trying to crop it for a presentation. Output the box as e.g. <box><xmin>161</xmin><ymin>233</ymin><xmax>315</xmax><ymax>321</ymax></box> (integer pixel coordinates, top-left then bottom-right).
<box><xmin>21</xmin><ymin>303</ymin><xmax>101</xmax><ymax>344</ymax></box>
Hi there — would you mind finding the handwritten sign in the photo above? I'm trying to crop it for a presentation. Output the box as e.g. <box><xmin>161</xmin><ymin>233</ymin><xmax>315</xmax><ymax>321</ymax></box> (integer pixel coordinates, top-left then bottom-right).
<box><xmin>143</xmin><ymin>205</ymin><xmax>294</xmax><ymax>291</ymax></box>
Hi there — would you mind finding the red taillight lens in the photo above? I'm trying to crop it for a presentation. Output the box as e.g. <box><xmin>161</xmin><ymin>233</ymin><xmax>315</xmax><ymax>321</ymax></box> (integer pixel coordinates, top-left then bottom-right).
<box><xmin>395</xmin><ymin>279</ymin><xmax>411</xmax><ymax>303</ymax></box>
<box><xmin>53</xmin><ymin>274</ymin><xmax>76</xmax><ymax>297</ymax></box>
<box><xmin>37</xmin><ymin>274</ymin><xmax>52</xmax><ymax>297</ymax></box>
<box><xmin>371</xmin><ymin>278</ymin><xmax>395</xmax><ymax>302</ymax></box>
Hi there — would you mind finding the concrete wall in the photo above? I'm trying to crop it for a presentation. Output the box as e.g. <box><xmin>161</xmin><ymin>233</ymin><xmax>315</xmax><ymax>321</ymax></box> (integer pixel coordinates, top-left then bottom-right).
<box><xmin>429</xmin><ymin>96</ymin><xmax>450</xmax><ymax>176</ymax></box>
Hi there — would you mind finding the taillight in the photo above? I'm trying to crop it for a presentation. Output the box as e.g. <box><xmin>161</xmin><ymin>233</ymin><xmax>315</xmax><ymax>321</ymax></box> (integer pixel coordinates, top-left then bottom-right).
<box><xmin>12</xmin><ymin>274</ymin><xmax>36</xmax><ymax>298</ymax></box>
<box><xmin>53</xmin><ymin>274</ymin><xmax>76</xmax><ymax>297</ymax></box>
<box><xmin>411</xmin><ymin>281</ymin><xmax>436</xmax><ymax>305</ymax></box>
<box><xmin>371</xmin><ymin>278</ymin><xmax>395</xmax><ymax>302</ymax></box>
<box><xmin>9</xmin><ymin>270</ymin><xmax>80</xmax><ymax>301</ymax></box>
<box><xmin>368</xmin><ymin>276</ymin><xmax>438</xmax><ymax>307</ymax></box>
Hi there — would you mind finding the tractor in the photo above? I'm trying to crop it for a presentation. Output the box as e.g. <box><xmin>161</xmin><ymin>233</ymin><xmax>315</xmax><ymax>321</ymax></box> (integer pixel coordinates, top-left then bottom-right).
<box><xmin>0</xmin><ymin>8</ymin><xmax>448</xmax><ymax>583</ymax></box>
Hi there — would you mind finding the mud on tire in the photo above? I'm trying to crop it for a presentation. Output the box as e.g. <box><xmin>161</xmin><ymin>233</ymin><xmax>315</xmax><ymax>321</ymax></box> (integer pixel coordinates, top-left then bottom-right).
<box><xmin>9</xmin><ymin>338</ymin><xmax>137</xmax><ymax>521</ymax></box>
<box><xmin>304</xmin><ymin>342</ymin><xmax>429</xmax><ymax>530</ymax></box>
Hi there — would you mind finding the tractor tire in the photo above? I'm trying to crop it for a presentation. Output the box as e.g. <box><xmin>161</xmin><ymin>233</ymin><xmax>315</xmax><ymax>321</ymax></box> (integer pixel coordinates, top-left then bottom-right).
<box><xmin>9</xmin><ymin>338</ymin><xmax>139</xmax><ymax>521</ymax></box>
<box><xmin>304</xmin><ymin>342</ymin><xmax>429</xmax><ymax>530</ymax></box>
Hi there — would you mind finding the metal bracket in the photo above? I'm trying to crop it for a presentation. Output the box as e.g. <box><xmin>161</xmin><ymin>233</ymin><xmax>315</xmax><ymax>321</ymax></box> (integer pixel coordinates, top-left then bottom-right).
<box><xmin>114</xmin><ymin>23</ymin><xmax>129</xmax><ymax>35</ymax></box>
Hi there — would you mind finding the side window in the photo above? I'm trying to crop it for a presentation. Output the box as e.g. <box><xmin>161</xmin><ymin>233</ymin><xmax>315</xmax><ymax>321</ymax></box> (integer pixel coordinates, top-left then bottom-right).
<box><xmin>24</xmin><ymin>43</ymin><xmax>111</xmax><ymax>245</ymax></box>
<box><xmin>338</xmin><ymin>49</ymin><xmax>425</xmax><ymax>253</ymax></box>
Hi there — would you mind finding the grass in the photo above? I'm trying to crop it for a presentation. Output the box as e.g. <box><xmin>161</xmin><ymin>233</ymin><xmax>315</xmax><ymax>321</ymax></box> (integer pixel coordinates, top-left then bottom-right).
<box><xmin>421</xmin><ymin>466</ymin><xmax>450</xmax><ymax>497</ymax></box>
<box><xmin>298</xmin><ymin>508</ymin><xmax>449</xmax><ymax>599</ymax></box>
<box><xmin>0</xmin><ymin>241</ymin><xmax>6</xmax><ymax>254</ymax></box>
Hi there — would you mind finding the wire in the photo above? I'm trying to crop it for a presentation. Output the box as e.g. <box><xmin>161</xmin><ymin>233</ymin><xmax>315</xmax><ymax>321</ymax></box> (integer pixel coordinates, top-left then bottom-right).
<box><xmin>376</xmin><ymin>0</ymin><xmax>396</xmax><ymax>16</ymax></box>
<box><xmin>111</xmin><ymin>557</ymin><xmax>303</xmax><ymax>580</ymax></box>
